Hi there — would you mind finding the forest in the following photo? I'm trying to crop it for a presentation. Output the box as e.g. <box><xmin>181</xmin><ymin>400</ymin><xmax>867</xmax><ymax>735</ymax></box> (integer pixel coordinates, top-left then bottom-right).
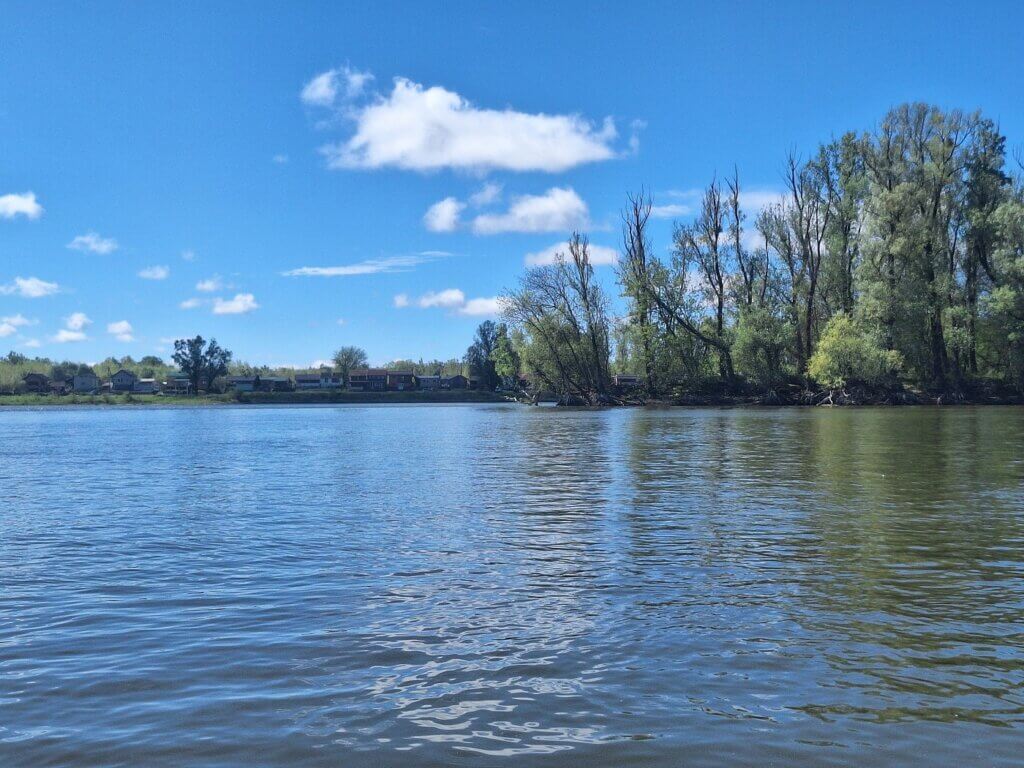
<box><xmin>500</xmin><ymin>104</ymin><xmax>1024</xmax><ymax>405</ymax></box>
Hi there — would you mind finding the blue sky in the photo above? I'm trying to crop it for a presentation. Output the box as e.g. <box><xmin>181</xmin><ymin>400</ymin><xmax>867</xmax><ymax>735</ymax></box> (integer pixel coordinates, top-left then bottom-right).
<box><xmin>3</xmin><ymin>1</ymin><xmax>1024</xmax><ymax>366</ymax></box>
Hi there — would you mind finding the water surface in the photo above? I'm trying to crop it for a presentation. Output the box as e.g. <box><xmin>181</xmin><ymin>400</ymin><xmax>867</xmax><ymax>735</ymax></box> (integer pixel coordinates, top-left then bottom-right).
<box><xmin>2</xmin><ymin>405</ymin><xmax>1023</xmax><ymax>766</ymax></box>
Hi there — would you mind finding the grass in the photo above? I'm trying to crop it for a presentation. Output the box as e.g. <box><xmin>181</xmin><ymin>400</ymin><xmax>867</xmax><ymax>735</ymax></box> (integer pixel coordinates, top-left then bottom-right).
<box><xmin>0</xmin><ymin>390</ymin><xmax>509</xmax><ymax>407</ymax></box>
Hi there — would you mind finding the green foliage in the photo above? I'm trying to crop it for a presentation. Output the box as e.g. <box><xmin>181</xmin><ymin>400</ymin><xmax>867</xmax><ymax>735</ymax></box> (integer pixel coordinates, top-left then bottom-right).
<box><xmin>732</xmin><ymin>307</ymin><xmax>794</xmax><ymax>389</ymax></box>
<box><xmin>332</xmin><ymin>345</ymin><xmax>368</xmax><ymax>384</ymax></box>
<box><xmin>808</xmin><ymin>315</ymin><xmax>902</xmax><ymax>389</ymax></box>
<box><xmin>172</xmin><ymin>336</ymin><xmax>232</xmax><ymax>394</ymax></box>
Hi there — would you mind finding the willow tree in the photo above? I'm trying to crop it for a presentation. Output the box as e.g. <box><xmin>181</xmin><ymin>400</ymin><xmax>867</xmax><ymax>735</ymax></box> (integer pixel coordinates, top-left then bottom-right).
<box><xmin>503</xmin><ymin>233</ymin><xmax>612</xmax><ymax>404</ymax></box>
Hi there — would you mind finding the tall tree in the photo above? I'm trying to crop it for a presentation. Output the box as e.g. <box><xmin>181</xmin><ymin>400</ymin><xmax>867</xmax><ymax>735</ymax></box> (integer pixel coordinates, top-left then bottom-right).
<box><xmin>172</xmin><ymin>336</ymin><xmax>231</xmax><ymax>395</ymax></box>
<box><xmin>332</xmin><ymin>345</ymin><xmax>368</xmax><ymax>386</ymax></box>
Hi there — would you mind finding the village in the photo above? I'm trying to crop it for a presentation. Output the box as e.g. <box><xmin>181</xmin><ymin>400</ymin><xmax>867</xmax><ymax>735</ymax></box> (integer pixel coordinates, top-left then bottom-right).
<box><xmin>12</xmin><ymin>367</ymin><xmax>583</xmax><ymax>397</ymax></box>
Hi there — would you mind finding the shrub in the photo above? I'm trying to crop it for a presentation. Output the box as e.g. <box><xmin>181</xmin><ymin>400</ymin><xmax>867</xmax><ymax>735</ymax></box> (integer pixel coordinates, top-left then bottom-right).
<box><xmin>732</xmin><ymin>307</ymin><xmax>794</xmax><ymax>390</ymax></box>
<box><xmin>808</xmin><ymin>314</ymin><xmax>902</xmax><ymax>389</ymax></box>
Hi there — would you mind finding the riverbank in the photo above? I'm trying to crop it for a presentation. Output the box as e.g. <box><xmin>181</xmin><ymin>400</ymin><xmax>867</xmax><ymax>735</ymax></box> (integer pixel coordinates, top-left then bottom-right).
<box><xmin>0</xmin><ymin>390</ymin><xmax>511</xmax><ymax>407</ymax></box>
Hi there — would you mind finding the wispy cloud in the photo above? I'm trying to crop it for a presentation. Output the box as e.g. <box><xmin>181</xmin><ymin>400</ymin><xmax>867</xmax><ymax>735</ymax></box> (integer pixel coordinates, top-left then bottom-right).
<box><xmin>525</xmin><ymin>241</ymin><xmax>618</xmax><ymax>267</ymax></box>
<box><xmin>107</xmin><ymin>320</ymin><xmax>134</xmax><ymax>342</ymax></box>
<box><xmin>301</xmin><ymin>66</ymin><xmax>373</xmax><ymax>107</ymax></box>
<box><xmin>417</xmin><ymin>288</ymin><xmax>465</xmax><ymax>308</ymax></box>
<box><xmin>308</xmin><ymin>69</ymin><xmax>620</xmax><ymax>174</ymax></box>
<box><xmin>649</xmin><ymin>203</ymin><xmax>690</xmax><ymax>219</ymax></box>
<box><xmin>67</xmin><ymin>232</ymin><xmax>118</xmax><ymax>254</ymax></box>
<box><xmin>0</xmin><ymin>276</ymin><xmax>60</xmax><ymax>298</ymax></box>
<box><xmin>138</xmin><ymin>265</ymin><xmax>170</xmax><ymax>280</ymax></box>
<box><xmin>0</xmin><ymin>191</ymin><xmax>44</xmax><ymax>220</ymax></box>
<box><xmin>212</xmin><ymin>293</ymin><xmax>259</xmax><ymax>315</ymax></box>
<box><xmin>283</xmin><ymin>252</ymin><xmax>440</xmax><ymax>278</ymax></box>
<box><xmin>181</xmin><ymin>249</ymin><xmax>197</xmax><ymax>261</ymax></box>
<box><xmin>272</xmin><ymin>154</ymin><xmax>289</xmax><ymax>164</ymax></box>
<box><xmin>179</xmin><ymin>298</ymin><xmax>202</xmax><ymax>309</ymax></box>
<box><xmin>196</xmin><ymin>276</ymin><xmax>223</xmax><ymax>292</ymax></box>
<box><xmin>393</xmin><ymin>294</ymin><xmax>409</xmax><ymax>308</ymax></box>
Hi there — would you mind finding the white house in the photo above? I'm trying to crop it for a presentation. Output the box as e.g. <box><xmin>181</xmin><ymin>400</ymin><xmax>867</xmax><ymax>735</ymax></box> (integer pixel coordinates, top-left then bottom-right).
<box><xmin>295</xmin><ymin>371</ymin><xmax>343</xmax><ymax>390</ymax></box>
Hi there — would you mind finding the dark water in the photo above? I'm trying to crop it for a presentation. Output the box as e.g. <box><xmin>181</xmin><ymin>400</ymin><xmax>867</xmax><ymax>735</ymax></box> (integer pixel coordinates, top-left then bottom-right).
<box><xmin>2</xmin><ymin>405</ymin><xmax>1023</xmax><ymax>767</ymax></box>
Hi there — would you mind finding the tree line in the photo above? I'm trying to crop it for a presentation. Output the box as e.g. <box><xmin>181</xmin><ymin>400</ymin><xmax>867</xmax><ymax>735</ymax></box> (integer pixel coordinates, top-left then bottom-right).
<box><xmin>499</xmin><ymin>103</ymin><xmax>1024</xmax><ymax>405</ymax></box>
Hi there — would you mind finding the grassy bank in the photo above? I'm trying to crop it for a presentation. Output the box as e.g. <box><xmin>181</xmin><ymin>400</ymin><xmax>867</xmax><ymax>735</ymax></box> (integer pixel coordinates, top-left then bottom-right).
<box><xmin>0</xmin><ymin>390</ymin><xmax>510</xmax><ymax>407</ymax></box>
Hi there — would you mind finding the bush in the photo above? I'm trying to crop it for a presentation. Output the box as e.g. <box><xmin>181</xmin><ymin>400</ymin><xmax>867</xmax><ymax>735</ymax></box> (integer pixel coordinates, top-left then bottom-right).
<box><xmin>732</xmin><ymin>307</ymin><xmax>794</xmax><ymax>390</ymax></box>
<box><xmin>808</xmin><ymin>314</ymin><xmax>902</xmax><ymax>389</ymax></box>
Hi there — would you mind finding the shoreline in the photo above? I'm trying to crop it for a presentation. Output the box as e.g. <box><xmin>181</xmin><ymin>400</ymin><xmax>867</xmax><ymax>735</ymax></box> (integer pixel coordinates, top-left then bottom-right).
<box><xmin>2</xmin><ymin>390</ymin><xmax>1022</xmax><ymax>408</ymax></box>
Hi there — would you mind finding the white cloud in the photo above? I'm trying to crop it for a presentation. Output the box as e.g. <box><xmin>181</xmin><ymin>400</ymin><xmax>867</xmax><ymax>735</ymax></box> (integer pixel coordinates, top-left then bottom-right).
<box><xmin>417</xmin><ymin>288</ymin><xmax>465</xmax><ymax>308</ymax></box>
<box><xmin>272</xmin><ymin>154</ymin><xmax>289</xmax><ymax>164</ymax></box>
<box><xmin>423</xmin><ymin>197</ymin><xmax>465</xmax><ymax>232</ymax></box>
<box><xmin>0</xmin><ymin>314</ymin><xmax>33</xmax><ymax>337</ymax></box>
<box><xmin>283</xmin><ymin>253</ymin><xmax>438</xmax><ymax>277</ymax></box>
<box><xmin>650</xmin><ymin>203</ymin><xmax>690</xmax><ymax>219</ymax></box>
<box><xmin>301</xmin><ymin>66</ymin><xmax>374</xmax><ymax>107</ymax></box>
<box><xmin>67</xmin><ymin>232</ymin><xmax>118</xmax><ymax>254</ymax></box>
<box><xmin>315</xmin><ymin>74</ymin><xmax>618</xmax><ymax>173</ymax></box>
<box><xmin>472</xmin><ymin>187</ymin><xmax>589</xmax><ymax>235</ymax></box>
<box><xmin>0</xmin><ymin>276</ymin><xmax>60</xmax><ymax>298</ymax></box>
<box><xmin>65</xmin><ymin>312</ymin><xmax>91</xmax><ymax>331</ymax></box>
<box><xmin>22</xmin><ymin>338</ymin><xmax>41</xmax><ymax>349</ymax></box>
<box><xmin>212</xmin><ymin>293</ymin><xmax>259</xmax><ymax>315</ymax></box>
<box><xmin>0</xmin><ymin>191</ymin><xmax>44</xmax><ymax>220</ymax></box>
<box><xmin>458</xmin><ymin>297</ymin><xmax>502</xmax><ymax>316</ymax></box>
<box><xmin>107</xmin><ymin>320</ymin><xmax>134</xmax><ymax>342</ymax></box>
<box><xmin>196</xmin><ymin>276</ymin><xmax>223</xmax><ymax>292</ymax></box>
<box><xmin>469</xmin><ymin>182</ymin><xmax>502</xmax><ymax>207</ymax></box>
<box><xmin>179</xmin><ymin>298</ymin><xmax>202</xmax><ymax>309</ymax></box>
<box><xmin>181</xmin><ymin>249</ymin><xmax>196</xmax><ymax>261</ymax></box>
<box><xmin>52</xmin><ymin>329</ymin><xmax>87</xmax><ymax>343</ymax></box>
<box><xmin>400</xmin><ymin>289</ymin><xmax>501</xmax><ymax>317</ymax></box>
<box><xmin>138</xmin><ymin>265</ymin><xmax>170</xmax><ymax>280</ymax></box>
<box><xmin>525</xmin><ymin>241</ymin><xmax>618</xmax><ymax>267</ymax></box>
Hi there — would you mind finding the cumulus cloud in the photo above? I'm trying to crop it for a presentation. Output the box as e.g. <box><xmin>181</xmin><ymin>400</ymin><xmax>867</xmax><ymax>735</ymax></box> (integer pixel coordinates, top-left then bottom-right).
<box><xmin>22</xmin><ymin>338</ymin><xmax>41</xmax><ymax>348</ymax></box>
<box><xmin>196</xmin><ymin>276</ymin><xmax>223</xmax><ymax>292</ymax></box>
<box><xmin>471</xmin><ymin>187</ymin><xmax>589</xmax><ymax>235</ymax></box>
<box><xmin>212</xmin><ymin>293</ymin><xmax>259</xmax><ymax>315</ymax></box>
<box><xmin>0</xmin><ymin>191</ymin><xmax>44</xmax><ymax>220</ymax></box>
<box><xmin>417</xmin><ymin>288</ymin><xmax>465</xmax><ymax>308</ymax></box>
<box><xmin>524</xmin><ymin>241</ymin><xmax>618</xmax><ymax>267</ymax></box>
<box><xmin>107</xmin><ymin>320</ymin><xmax>134</xmax><ymax>342</ymax></box>
<box><xmin>283</xmin><ymin>253</ymin><xmax>440</xmax><ymax>278</ymax></box>
<box><xmin>0</xmin><ymin>314</ymin><xmax>33</xmax><ymax>338</ymax></box>
<box><xmin>312</xmin><ymin>73</ymin><xmax>618</xmax><ymax>173</ymax></box>
<box><xmin>398</xmin><ymin>288</ymin><xmax>501</xmax><ymax>317</ymax></box>
<box><xmin>138</xmin><ymin>265</ymin><xmax>170</xmax><ymax>280</ymax></box>
<box><xmin>0</xmin><ymin>276</ymin><xmax>60</xmax><ymax>298</ymax></box>
<box><xmin>301</xmin><ymin>66</ymin><xmax>373</xmax><ymax>106</ymax></box>
<box><xmin>423</xmin><ymin>197</ymin><xmax>465</xmax><ymax>232</ymax></box>
<box><xmin>67</xmin><ymin>232</ymin><xmax>118</xmax><ymax>254</ymax></box>
<box><xmin>458</xmin><ymin>297</ymin><xmax>503</xmax><ymax>316</ymax></box>
<box><xmin>51</xmin><ymin>312</ymin><xmax>91</xmax><ymax>343</ymax></box>
<box><xmin>66</xmin><ymin>312</ymin><xmax>91</xmax><ymax>331</ymax></box>
<box><xmin>179</xmin><ymin>298</ymin><xmax>202</xmax><ymax>309</ymax></box>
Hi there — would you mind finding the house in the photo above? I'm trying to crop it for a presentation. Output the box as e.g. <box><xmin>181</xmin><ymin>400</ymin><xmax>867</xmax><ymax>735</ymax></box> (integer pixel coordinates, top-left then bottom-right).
<box><xmin>349</xmin><ymin>369</ymin><xmax>388</xmax><ymax>391</ymax></box>
<box><xmin>295</xmin><ymin>371</ymin><xmax>343</xmax><ymax>390</ymax></box>
<box><xmin>447</xmin><ymin>374</ymin><xmax>469</xmax><ymax>390</ymax></box>
<box><xmin>110</xmin><ymin>369</ymin><xmax>138</xmax><ymax>392</ymax></box>
<box><xmin>613</xmin><ymin>373</ymin><xmax>641</xmax><ymax>388</ymax></box>
<box><xmin>255</xmin><ymin>376</ymin><xmax>293</xmax><ymax>392</ymax></box>
<box><xmin>227</xmin><ymin>375</ymin><xmax>257</xmax><ymax>392</ymax></box>
<box><xmin>162</xmin><ymin>375</ymin><xmax>193</xmax><ymax>395</ymax></box>
<box><xmin>416</xmin><ymin>375</ymin><xmax>443</xmax><ymax>390</ymax></box>
<box><xmin>134</xmin><ymin>378</ymin><xmax>159</xmax><ymax>394</ymax></box>
<box><xmin>73</xmin><ymin>372</ymin><xmax>100</xmax><ymax>393</ymax></box>
<box><xmin>467</xmin><ymin>377</ymin><xmax>480</xmax><ymax>390</ymax></box>
<box><xmin>386</xmin><ymin>370</ymin><xmax>416</xmax><ymax>391</ymax></box>
<box><xmin>22</xmin><ymin>373</ymin><xmax>50</xmax><ymax>394</ymax></box>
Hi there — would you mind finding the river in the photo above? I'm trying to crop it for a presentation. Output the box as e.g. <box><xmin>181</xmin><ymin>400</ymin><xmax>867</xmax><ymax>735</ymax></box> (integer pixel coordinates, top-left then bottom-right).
<box><xmin>2</xmin><ymin>404</ymin><xmax>1022</xmax><ymax>766</ymax></box>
